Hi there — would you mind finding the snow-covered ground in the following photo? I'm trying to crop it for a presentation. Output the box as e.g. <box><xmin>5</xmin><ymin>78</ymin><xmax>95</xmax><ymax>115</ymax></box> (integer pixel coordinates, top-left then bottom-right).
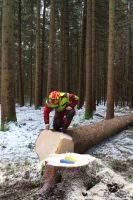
<box><xmin>0</xmin><ymin>104</ymin><xmax>133</xmax><ymax>185</ymax></box>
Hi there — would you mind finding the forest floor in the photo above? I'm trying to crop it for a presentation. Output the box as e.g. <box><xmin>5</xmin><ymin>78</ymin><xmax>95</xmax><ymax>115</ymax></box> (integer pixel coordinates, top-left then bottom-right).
<box><xmin>0</xmin><ymin>104</ymin><xmax>133</xmax><ymax>199</ymax></box>
<box><xmin>87</xmin><ymin>126</ymin><xmax>133</xmax><ymax>182</ymax></box>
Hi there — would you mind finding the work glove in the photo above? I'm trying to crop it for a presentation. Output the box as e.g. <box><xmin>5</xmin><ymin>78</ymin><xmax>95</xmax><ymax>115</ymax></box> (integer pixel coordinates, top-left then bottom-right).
<box><xmin>45</xmin><ymin>124</ymin><xmax>49</xmax><ymax>130</ymax></box>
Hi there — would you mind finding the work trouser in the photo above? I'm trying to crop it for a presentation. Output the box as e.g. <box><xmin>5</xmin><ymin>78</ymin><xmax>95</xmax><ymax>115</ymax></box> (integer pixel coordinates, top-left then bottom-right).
<box><xmin>53</xmin><ymin>109</ymin><xmax>75</xmax><ymax>130</ymax></box>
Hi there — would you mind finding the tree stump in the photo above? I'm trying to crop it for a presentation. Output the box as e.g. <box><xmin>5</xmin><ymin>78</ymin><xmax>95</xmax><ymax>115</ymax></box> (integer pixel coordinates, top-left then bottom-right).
<box><xmin>34</xmin><ymin>153</ymin><xmax>96</xmax><ymax>200</ymax></box>
<box><xmin>29</xmin><ymin>153</ymin><xmax>133</xmax><ymax>200</ymax></box>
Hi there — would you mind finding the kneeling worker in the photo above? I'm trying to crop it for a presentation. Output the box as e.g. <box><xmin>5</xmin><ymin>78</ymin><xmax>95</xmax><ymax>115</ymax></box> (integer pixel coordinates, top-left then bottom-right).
<box><xmin>44</xmin><ymin>91</ymin><xmax>79</xmax><ymax>132</ymax></box>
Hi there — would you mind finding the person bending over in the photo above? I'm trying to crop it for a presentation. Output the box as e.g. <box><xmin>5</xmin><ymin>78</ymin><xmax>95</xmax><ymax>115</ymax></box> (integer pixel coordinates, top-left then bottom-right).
<box><xmin>44</xmin><ymin>91</ymin><xmax>79</xmax><ymax>132</ymax></box>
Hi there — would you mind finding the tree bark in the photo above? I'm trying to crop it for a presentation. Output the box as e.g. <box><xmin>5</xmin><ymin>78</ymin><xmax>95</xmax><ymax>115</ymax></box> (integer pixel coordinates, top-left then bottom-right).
<box><xmin>128</xmin><ymin>0</ymin><xmax>133</xmax><ymax>107</ymax></box>
<box><xmin>68</xmin><ymin>114</ymin><xmax>133</xmax><ymax>153</ymax></box>
<box><xmin>47</xmin><ymin>0</ymin><xmax>56</xmax><ymax>95</ymax></box>
<box><xmin>91</xmin><ymin>0</ymin><xmax>96</xmax><ymax>111</ymax></box>
<box><xmin>85</xmin><ymin>0</ymin><xmax>93</xmax><ymax>119</ymax></box>
<box><xmin>1</xmin><ymin>0</ymin><xmax>16</xmax><ymax>126</ymax></box>
<box><xmin>40</xmin><ymin>0</ymin><xmax>46</xmax><ymax>103</ymax></box>
<box><xmin>18</xmin><ymin>0</ymin><xmax>24</xmax><ymax>107</ymax></box>
<box><xmin>35</xmin><ymin>0</ymin><xmax>41</xmax><ymax>108</ymax></box>
<box><xmin>78</xmin><ymin>0</ymin><xmax>87</xmax><ymax>109</ymax></box>
<box><xmin>29</xmin><ymin>0</ymin><xmax>34</xmax><ymax>106</ymax></box>
<box><xmin>36</xmin><ymin>114</ymin><xmax>133</xmax><ymax>160</ymax></box>
<box><xmin>106</xmin><ymin>0</ymin><xmax>115</xmax><ymax>119</ymax></box>
<box><xmin>58</xmin><ymin>0</ymin><xmax>65</xmax><ymax>91</ymax></box>
<box><xmin>64</xmin><ymin>0</ymin><xmax>70</xmax><ymax>92</ymax></box>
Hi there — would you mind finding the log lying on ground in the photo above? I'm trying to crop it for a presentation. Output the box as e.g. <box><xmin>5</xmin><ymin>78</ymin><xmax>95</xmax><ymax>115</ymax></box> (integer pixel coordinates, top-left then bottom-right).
<box><xmin>36</xmin><ymin>115</ymin><xmax>133</xmax><ymax>161</ymax></box>
<box><xmin>67</xmin><ymin>114</ymin><xmax>133</xmax><ymax>153</ymax></box>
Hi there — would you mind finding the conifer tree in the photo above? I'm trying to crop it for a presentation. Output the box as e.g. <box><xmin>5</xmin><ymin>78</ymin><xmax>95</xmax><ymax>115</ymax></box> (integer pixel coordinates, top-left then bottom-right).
<box><xmin>106</xmin><ymin>0</ymin><xmax>115</xmax><ymax>119</ymax></box>
<box><xmin>1</xmin><ymin>0</ymin><xmax>16</xmax><ymax>128</ymax></box>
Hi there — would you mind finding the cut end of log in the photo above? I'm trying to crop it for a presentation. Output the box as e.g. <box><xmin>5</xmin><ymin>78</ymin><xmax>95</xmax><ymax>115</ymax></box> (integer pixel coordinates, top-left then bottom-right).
<box><xmin>43</xmin><ymin>153</ymin><xmax>95</xmax><ymax>168</ymax></box>
<box><xmin>35</xmin><ymin>130</ymin><xmax>74</xmax><ymax>161</ymax></box>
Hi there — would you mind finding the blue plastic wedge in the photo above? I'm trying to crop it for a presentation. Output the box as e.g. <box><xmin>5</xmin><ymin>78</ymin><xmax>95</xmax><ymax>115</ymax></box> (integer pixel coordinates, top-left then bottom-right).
<box><xmin>60</xmin><ymin>159</ymin><xmax>75</xmax><ymax>164</ymax></box>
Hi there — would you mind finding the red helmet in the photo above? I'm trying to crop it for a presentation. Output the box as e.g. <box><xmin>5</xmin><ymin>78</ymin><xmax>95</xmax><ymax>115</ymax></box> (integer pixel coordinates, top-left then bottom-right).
<box><xmin>48</xmin><ymin>91</ymin><xmax>60</xmax><ymax>106</ymax></box>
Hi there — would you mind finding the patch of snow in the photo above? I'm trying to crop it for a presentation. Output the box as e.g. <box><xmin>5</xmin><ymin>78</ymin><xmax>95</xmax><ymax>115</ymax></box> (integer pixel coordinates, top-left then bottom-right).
<box><xmin>0</xmin><ymin>103</ymin><xmax>133</xmax><ymax>184</ymax></box>
<box><xmin>87</xmin><ymin>128</ymin><xmax>133</xmax><ymax>160</ymax></box>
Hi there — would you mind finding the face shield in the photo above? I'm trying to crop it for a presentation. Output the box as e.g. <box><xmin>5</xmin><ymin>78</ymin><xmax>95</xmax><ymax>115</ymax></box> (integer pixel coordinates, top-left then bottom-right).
<box><xmin>48</xmin><ymin>98</ymin><xmax>59</xmax><ymax>107</ymax></box>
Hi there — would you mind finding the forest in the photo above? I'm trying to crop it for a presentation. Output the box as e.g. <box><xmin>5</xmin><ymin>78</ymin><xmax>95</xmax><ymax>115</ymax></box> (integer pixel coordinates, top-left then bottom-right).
<box><xmin>0</xmin><ymin>0</ymin><xmax>132</xmax><ymax>128</ymax></box>
<box><xmin>0</xmin><ymin>0</ymin><xmax>133</xmax><ymax>199</ymax></box>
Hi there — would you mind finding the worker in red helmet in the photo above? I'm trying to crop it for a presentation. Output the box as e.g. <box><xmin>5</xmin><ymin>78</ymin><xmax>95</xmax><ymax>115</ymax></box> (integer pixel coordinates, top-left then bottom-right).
<box><xmin>44</xmin><ymin>91</ymin><xmax>79</xmax><ymax>132</ymax></box>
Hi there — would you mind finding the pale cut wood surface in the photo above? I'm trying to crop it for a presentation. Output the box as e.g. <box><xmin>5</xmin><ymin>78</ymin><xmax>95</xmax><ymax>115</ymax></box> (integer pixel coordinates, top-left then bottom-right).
<box><xmin>44</xmin><ymin>153</ymin><xmax>95</xmax><ymax>167</ymax></box>
<box><xmin>35</xmin><ymin>130</ymin><xmax>74</xmax><ymax>161</ymax></box>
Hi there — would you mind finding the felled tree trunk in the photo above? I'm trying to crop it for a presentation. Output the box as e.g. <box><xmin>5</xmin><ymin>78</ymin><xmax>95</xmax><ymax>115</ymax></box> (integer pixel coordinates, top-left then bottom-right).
<box><xmin>68</xmin><ymin>114</ymin><xmax>133</xmax><ymax>153</ymax></box>
<box><xmin>36</xmin><ymin>114</ymin><xmax>133</xmax><ymax>161</ymax></box>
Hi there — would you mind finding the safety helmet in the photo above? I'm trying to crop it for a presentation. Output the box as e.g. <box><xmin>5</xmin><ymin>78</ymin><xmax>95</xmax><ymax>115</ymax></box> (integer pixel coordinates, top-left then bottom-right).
<box><xmin>48</xmin><ymin>91</ymin><xmax>60</xmax><ymax>107</ymax></box>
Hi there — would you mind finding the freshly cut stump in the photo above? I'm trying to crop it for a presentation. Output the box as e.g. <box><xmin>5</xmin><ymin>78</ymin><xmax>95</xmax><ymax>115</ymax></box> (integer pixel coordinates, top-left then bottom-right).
<box><xmin>35</xmin><ymin>130</ymin><xmax>74</xmax><ymax>161</ymax></box>
<box><xmin>35</xmin><ymin>153</ymin><xmax>95</xmax><ymax>199</ymax></box>
<box><xmin>44</xmin><ymin>152</ymin><xmax>92</xmax><ymax>167</ymax></box>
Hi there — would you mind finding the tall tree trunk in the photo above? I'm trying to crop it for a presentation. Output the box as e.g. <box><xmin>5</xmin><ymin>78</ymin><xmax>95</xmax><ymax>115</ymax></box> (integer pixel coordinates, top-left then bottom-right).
<box><xmin>91</xmin><ymin>0</ymin><xmax>96</xmax><ymax>110</ymax></box>
<box><xmin>40</xmin><ymin>0</ymin><xmax>46</xmax><ymax>102</ymax></box>
<box><xmin>96</xmin><ymin>41</ymin><xmax>100</xmax><ymax>105</ymax></box>
<box><xmin>35</xmin><ymin>0</ymin><xmax>42</xmax><ymax>108</ymax></box>
<box><xmin>85</xmin><ymin>0</ymin><xmax>93</xmax><ymax>119</ymax></box>
<box><xmin>58</xmin><ymin>0</ymin><xmax>65</xmax><ymax>91</ymax></box>
<box><xmin>29</xmin><ymin>0</ymin><xmax>34</xmax><ymax>106</ymax></box>
<box><xmin>128</xmin><ymin>0</ymin><xmax>133</xmax><ymax>107</ymax></box>
<box><xmin>78</xmin><ymin>0</ymin><xmax>87</xmax><ymax>109</ymax></box>
<box><xmin>118</xmin><ymin>35</ymin><xmax>125</xmax><ymax>107</ymax></box>
<box><xmin>18</xmin><ymin>0</ymin><xmax>24</xmax><ymax>106</ymax></box>
<box><xmin>1</xmin><ymin>0</ymin><xmax>16</xmax><ymax>127</ymax></box>
<box><xmin>103</xmin><ymin>43</ymin><xmax>108</xmax><ymax>105</ymax></box>
<box><xmin>106</xmin><ymin>0</ymin><xmax>115</xmax><ymax>119</ymax></box>
<box><xmin>47</xmin><ymin>0</ymin><xmax>56</xmax><ymax>95</ymax></box>
<box><xmin>64</xmin><ymin>0</ymin><xmax>70</xmax><ymax>92</ymax></box>
<box><xmin>0</xmin><ymin>1</ymin><xmax>2</xmax><ymax>103</ymax></box>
